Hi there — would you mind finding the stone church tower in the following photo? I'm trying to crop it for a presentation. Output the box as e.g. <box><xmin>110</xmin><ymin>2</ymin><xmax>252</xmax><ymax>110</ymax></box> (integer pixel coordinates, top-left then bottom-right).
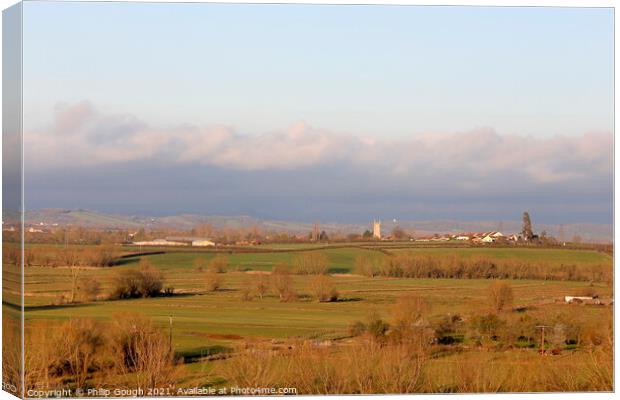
<box><xmin>373</xmin><ymin>220</ymin><xmax>381</xmax><ymax>239</ymax></box>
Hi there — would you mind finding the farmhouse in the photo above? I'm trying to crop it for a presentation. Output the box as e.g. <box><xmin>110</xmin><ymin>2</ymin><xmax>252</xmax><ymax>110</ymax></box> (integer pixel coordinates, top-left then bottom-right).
<box><xmin>480</xmin><ymin>232</ymin><xmax>504</xmax><ymax>243</ymax></box>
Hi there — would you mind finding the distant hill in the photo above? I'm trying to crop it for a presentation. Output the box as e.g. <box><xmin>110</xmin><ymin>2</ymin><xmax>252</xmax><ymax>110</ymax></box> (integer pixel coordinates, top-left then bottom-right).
<box><xmin>22</xmin><ymin>208</ymin><xmax>612</xmax><ymax>243</ymax></box>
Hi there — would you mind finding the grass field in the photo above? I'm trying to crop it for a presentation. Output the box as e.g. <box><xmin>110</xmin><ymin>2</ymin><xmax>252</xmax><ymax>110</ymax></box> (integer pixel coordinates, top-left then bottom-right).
<box><xmin>18</xmin><ymin>245</ymin><xmax>612</xmax><ymax>353</ymax></box>
<box><xmin>6</xmin><ymin>243</ymin><xmax>613</xmax><ymax>393</ymax></box>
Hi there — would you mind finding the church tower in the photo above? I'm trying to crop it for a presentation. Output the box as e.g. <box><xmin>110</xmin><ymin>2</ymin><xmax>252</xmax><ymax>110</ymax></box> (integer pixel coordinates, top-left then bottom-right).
<box><xmin>373</xmin><ymin>220</ymin><xmax>381</xmax><ymax>239</ymax></box>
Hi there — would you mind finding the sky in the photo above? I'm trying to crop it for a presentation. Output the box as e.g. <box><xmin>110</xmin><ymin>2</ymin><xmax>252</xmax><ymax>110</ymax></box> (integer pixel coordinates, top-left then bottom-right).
<box><xmin>19</xmin><ymin>2</ymin><xmax>614</xmax><ymax>224</ymax></box>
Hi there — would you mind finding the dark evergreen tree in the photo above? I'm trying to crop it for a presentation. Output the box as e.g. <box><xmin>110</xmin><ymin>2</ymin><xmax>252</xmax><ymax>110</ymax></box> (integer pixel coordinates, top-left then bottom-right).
<box><xmin>521</xmin><ymin>212</ymin><xmax>534</xmax><ymax>241</ymax></box>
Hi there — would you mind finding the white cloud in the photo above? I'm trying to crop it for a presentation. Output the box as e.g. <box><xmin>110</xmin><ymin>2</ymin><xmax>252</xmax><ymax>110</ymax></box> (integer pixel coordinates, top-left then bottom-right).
<box><xmin>25</xmin><ymin>101</ymin><xmax>612</xmax><ymax>188</ymax></box>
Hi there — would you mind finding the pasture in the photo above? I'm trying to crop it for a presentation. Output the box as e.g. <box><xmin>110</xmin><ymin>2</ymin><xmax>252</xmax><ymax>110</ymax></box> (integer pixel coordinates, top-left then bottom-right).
<box><xmin>20</xmin><ymin>245</ymin><xmax>612</xmax><ymax>353</ymax></box>
<box><xmin>9</xmin><ymin>243</ymin><xmax>614</xmax><ymax>393</ymax></box>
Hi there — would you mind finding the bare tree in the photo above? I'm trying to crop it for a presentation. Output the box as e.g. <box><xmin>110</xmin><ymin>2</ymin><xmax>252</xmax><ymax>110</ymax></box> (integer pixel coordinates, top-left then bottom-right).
<box><xmin>271</xmin><ymin>263</ymin><xmax>297</xmax><ymax>301</ymax></box>
<box><xmin>205</xmin><ymin>271</ymin><xmax>223</xmax><ymax>291</ymax></box>
<box><xmin>254</xmin><ymin>274</ymin><xmax>269</xmax><ymax>300</ymax></box>
<box><xmin>109</xmin><ymin>314</ymin><xmax>177</xmax><ymax>389</ymax></box>
<box><xmin>76</xmin><ymin>276</ymin><xmax>102</xmax><ymax>302</ymax></box>
<box><xmin>488</xmin><ymin>281</ymin><xmax>514</xmax><ymax>313</ymax></box>
<box><xmin>294</xmin><ymin>253</ymin><xmax>329</xmax><ymax>275</ymax></box>
<box><xmin>69</xmin><ymin>267</ymin><xmax>81</xmax><ymax>303</ymax></box>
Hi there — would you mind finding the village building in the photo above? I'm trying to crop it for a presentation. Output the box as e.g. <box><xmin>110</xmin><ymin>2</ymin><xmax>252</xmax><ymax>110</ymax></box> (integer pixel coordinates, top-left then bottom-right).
<box><xmin>192</xmin><ymin>239</ymin><xmax>216</xmax><ymax>247</ymax></box>
<box><xmin>133</xmin><ymin>238</ymin><xmax>188</xmax><ymax>247</ymax></box>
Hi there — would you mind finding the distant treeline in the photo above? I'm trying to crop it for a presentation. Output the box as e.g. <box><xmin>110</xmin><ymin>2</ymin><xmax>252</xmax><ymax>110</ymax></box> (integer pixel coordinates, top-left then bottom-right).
<box><xmin>355</xmin><ymin>253</ymin><xmax>611</xmax><ymax>283</ymax></box>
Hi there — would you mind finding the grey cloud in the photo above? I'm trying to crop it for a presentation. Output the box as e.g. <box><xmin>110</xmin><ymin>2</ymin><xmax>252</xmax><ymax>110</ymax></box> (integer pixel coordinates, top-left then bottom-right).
<box><xmin>22</xmin><ymin>102</ymin><xmax>612</xmax><ymax>224</ymax></box>
<box><xmin>26</xmin><ymin>102</ymin><xmax>612</xmax><ymax>185</ymax></box>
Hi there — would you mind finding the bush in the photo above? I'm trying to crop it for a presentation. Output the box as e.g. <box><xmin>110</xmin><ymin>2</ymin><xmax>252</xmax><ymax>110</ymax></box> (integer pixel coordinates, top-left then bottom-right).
<box><xmin>309</xmin><ymin>275</ymin><xmax>338</xmax><ymax>302</ymax></box>
<box><xmin>348</xmin><ymin>321</ymin><xmax>367</xmax><ymax>337</ymax></box>
<box><xmin>86</xmin><ymin>245</ymin><xmax>118</xmax><ymax>267</ymax></box>
<box><xmin>205</xmin><ymin>271</ymin><xmax>223</xmax><ymax>291</ymax></box>
<box><xmin>76</xmin><ymin>276</ymin><xmax>101</xmax><ymax>302</ymax></box>
<box><xmin>239</xmin><ymin>277</ymin><xmax>254</xmax><ymax>301</ymax></box>
<box><xmin>469</xmin><ymin>313</ymin><xmax>505</xmax><ymax>343</ymax></box>
<box><xmin>294</xmin><ymin>253</ymin><xmax>329</xmax><ymax>275</ymax></box>
<box><xmin>110</xmin><ymin>262</ymin><xmax>164</xmax><ymax>299</ymax></box>
<box><xmin>24</xmin><ymin>315</ymin><xmax>180</xmax><ymax>392</ymax></box>
<box><xmin>366</xmin><ymin>312</ymin><xmax>390</xmax><ymax>343</ymax></box>
<box><xmin>488</xmin><ymin>281</ymin><xmax>513</xmax><ymax>313</ymax></box>
<box><xmin>254</xmin><ymin>274</ymin><xmax>269</xmax><ymax>300</ymax></box>
<box><xmin>26</xmin><ymin>318</ymin><xmax>106</xmax><ymax>390</ymax></box>
<box><xmin>138</xmin><ymin>260</ymin><xmax>164</xmax><ymax>297</ymax></box>
<box><xmin>109</xmin><ymin>314</ymin><xmax>177</xmax><ymax>389</ymax></box>
<box><xmin>271</xmin><ymin>263</ymin><xmax>297</xmax><ymax>302</ymax></box>
<box><xmin>208</xmin><ymin>255</ymin><xmax>229</xmax><ymax>273</ymax></box>
<box><xmin>434</xmin><ymin>314</ymin><xmax>464</xmax><ymax>344</ymax></box>
<box><xmin>354</xmin><ymin>255</ymin><xmax>378</xmax><ymax>277</ymax></box>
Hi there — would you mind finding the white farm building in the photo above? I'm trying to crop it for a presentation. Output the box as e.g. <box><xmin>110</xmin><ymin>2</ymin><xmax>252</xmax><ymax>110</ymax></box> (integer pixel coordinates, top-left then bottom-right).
<box><xmin>191</xmin><ymin>239</ymin><xmax>215</xmax><ymax>247</ymax></box>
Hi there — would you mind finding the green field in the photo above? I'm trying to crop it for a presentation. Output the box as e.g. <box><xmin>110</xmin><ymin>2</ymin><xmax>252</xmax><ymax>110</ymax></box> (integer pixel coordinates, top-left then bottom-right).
<box><xmin>17</xmin><ymin>244</ymin><xmax>613</xmax><ymax>361</ymax></box>
<box><xmin>2</xmin><ymin>242</ymin><xmax>611</xmax><ymax>393</ymax></box>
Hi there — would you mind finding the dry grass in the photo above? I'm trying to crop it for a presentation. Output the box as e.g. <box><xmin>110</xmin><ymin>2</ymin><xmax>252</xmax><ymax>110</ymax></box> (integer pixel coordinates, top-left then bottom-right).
<box><xmin>219</xmin><ymin>340</ymin><xmax>426</xmax><ymax>394</ymax></box>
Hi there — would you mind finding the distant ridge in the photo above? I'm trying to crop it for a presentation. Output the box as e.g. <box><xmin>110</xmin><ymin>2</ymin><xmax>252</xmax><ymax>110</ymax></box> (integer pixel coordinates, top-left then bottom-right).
<box><xmin>22</xmin><ymin>208</ymin><xmax>613</xmax><ymax>243</ymax></box>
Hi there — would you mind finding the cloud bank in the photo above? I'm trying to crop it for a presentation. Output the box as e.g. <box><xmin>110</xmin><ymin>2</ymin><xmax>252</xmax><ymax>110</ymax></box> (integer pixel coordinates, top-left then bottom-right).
<box><xmin>24</xmin><ymin>101</ymin><xmax>613</xmax><ymax>223</ymax></box>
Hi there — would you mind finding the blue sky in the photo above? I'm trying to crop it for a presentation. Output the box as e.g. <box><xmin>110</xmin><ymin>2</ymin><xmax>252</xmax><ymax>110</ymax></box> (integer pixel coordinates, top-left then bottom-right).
<box><xmin>23</xmin><ymin>2</ymin><xmax>613</xmax><ymax>137</ymax></box>
<box><xmin>20</xmin><ymin>2</ymin><xmax>613</xmax><ymax>224</ymax></box>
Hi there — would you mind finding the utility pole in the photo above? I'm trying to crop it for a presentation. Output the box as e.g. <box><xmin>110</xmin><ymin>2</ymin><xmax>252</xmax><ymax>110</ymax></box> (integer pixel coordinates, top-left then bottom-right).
<box><xmin>536</xmin><ymin>325</ymin><xmax>551</xmax><ymax>355</ymax></box>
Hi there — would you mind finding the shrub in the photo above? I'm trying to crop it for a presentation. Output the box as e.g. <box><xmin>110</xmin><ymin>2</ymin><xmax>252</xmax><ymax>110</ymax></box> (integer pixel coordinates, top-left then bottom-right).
<box><xmin>434</xmin><ymin>314</ymin><xmax>464</xmax><ymax>344</ymax></box>
<box><xmin>309</xmin><ymin>275</ymin><xmax>338</xmax><ymax>302</ymax></box>
<box><xmin>76</xmin><ymin>276</ymin><xmax>101</xmax><ymax>302</ymax></box>
<box><xmin>111</xmin><ymin>270</ymin><xmax>143</xmax><ymax>299</ymax></box>
<box><xmin>205</xmin><ymin>271</ymin><xmax>223</xmax><ymax>292</ymax></box>
<box><xmin>488</xmin><ymin>281</ymin><xmax>513</xmax><ymax>313</ymax></box>
<box><xmin>239</xmin><ymin>277</ymin><xmax>254</xmax><ymax>301</ymax></box>
<box><xmin>208</xmin><ymin>255</ymin><xmax>229</xmax><ymax>273</ymax></box>
<box><xmin>24</xmin><ymin>319</ymin><xmax>106</xmax><ymax>390</ymax></box>
<box><xmin>138</xmin><ymin>260</ymin><xmax>164</xmax><ymax>297</ymax></box>
<box><xmin>254</xmin><ymin>274</ymin><xmax>269</xmax><ymax>300</ymax></box>
<box><xmin>348</xmin><ymin>321</ymin><xmax>367</xmax><ymax>337</ymax></box>
<box><xmin>87</xmin><ymin>245</ymin><xmax>117</xmax><ymax>267</ymax></box>
<box><xmin>110</xmin><ymin>262</ymin><xmax>164</xmax><ymax>299</ymax></box>
<box><xmin>109</xmin><ymin>314</ymin><xmax>177</xmax><ymax>389</ymax></box>
<box><xmin>294</xmin><ymin>252</ymin><xmax>329</xmax><ymax>275</ymax></box>
<box><xmin>271</xmin><ymin>263</ymin><xmax>297</xmax><ymax>302</ymax></box>
<box><xmin>366</xmin><ymin>312</ymin><xmax>390</xmax><ymax>343</ymax></box>
<box><xmin>469</xmin><ymin>313</ymin><xmax>505</xmax><ymax>343</ymax></box>
<box><xmin>52</xmin><ymin>319</ymin><xmax>105</xmax><ymax>389</ymax></box>
<box><xmin>354</xmin><ymin>255</ymin><xmax>378</xmax><ymax>277</ymax></box>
